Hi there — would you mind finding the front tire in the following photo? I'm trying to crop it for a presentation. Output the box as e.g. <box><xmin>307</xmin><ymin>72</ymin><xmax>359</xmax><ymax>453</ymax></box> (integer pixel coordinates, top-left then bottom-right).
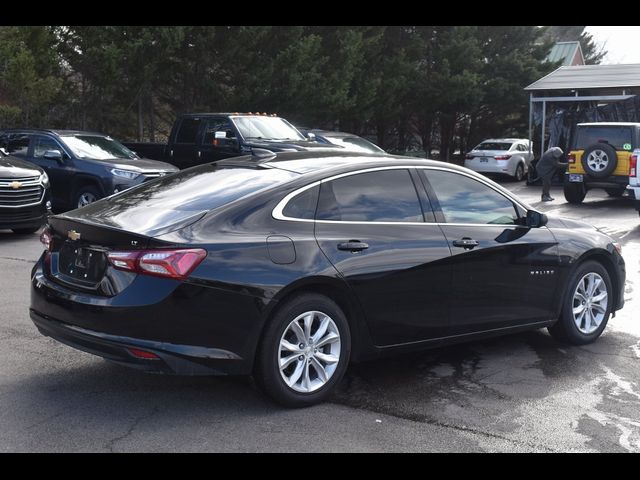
<box><xmin>75</xmin><ymin>185</ymin><xmax>102</xmax><ymax>209</ymax></box>
<box><xmin>254</xmin><ymin>293</ymin><xmax>351</xmax><ymax>407</ymax></box>
<box><xmin>548</xmin><ymin>260</ymin><xmax>612</xmax><ymax>345</ymax></box>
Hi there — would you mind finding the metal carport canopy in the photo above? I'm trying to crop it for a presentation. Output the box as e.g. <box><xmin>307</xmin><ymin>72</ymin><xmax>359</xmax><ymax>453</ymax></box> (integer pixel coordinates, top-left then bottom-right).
<box><xmin>524</xmin><ymin>64</ymin><xmax>640</xmax><ymax>158</ymax></box>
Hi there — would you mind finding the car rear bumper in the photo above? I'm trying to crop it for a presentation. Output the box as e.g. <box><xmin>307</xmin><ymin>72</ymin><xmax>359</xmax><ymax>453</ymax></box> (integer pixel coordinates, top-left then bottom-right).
<box><xmin>565</xmin><ymin>172</ymin><xmax>629</xmax><ymax>189</ymax></box>
<box><xmin>30</xmin><ymin>309</ymin><xmax>244</xmax><ymax>375</ymax></box>
<box><xmin>30</xmin><ymin>253</ymin><xmax>265</xmax><ymax>375</ymax></box>
<box><xmin>627</xmin><ymin>185</ymin><xmax>640</xmax><ymax>210</ymax></box>
<box><xmin>464</xmin><ymin>160</ymin><xmax>514</xmax><ymax>175</ymax></box>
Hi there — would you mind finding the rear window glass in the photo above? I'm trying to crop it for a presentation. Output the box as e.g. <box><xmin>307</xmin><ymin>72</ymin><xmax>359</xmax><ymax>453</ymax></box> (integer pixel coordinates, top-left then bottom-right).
<box><xmin>575</xmin><ymin>126</ymin><xmax>633</xmax><ymax>150</ymax></box>
<box><xmin>74</xmin><ymin>165</ymin><xmax>298</xmax><ymax>235</ymax></box>
<box><xmin>475</xmin><ymin>142</ymin><xmax>512</xmax><ymax>151</ymax></box>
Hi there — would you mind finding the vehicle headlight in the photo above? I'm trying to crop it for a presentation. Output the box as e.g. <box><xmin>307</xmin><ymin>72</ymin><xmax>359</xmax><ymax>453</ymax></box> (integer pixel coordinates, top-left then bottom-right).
<box><xmin>110</xmin><ymin>168</ymin><xmax>140</xmax><ymax>180</ymax></box>
<box><xmin>39</xmin><ymin>171</ymin><xmax>50</xmax><ymax>187</ymax></box>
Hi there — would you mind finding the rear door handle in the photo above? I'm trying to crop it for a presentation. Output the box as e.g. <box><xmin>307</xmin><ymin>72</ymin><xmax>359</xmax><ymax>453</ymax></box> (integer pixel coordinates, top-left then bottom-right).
<box><xmin>337</xmin><ymin>241</ymin><xmax>369</xmax><ymax>252</ymax></box>
<box><xmin>452</xmin><ymin>237</ymin><xmax>479</xmax><ymax>250</ymax></box>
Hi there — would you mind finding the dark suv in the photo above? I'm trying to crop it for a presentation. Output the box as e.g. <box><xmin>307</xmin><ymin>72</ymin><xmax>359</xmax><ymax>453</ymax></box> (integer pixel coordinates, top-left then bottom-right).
<box><xmin>0</xmin><ymin>130</ymin><xmax>178</xmax><ymax>212</ymax></box>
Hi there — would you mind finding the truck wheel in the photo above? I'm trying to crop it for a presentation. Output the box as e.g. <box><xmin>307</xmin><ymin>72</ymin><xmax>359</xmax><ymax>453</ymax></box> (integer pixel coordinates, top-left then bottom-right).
<box><xmin>605</xmin><ymin>187</ymin><xmax>625</xmax><ymax>197</ymax></box>
<box><xmin>75</xmin><ymin>185</ymin><xmax>102</xmax><ymax>209</ymax></box>
<box><xmin>581</xmin><ymin>143</ymin><xmax>618</xmax><ymax>178</ymax></box>
<box><xmin>564</xmin><ymin>181</ymin><xmax>587</xmax><ymax>204</ymax></box>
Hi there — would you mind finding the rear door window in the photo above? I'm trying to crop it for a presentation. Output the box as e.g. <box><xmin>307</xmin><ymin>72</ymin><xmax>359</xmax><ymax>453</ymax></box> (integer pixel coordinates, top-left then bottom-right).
<box><xmin>316</xmin><ymin>169</ymin><xmax>424</xmax><ymax>222</ymax></box>
<box><xmin>4</xmin><ymin>134</ymin><xmax>31</xmax><ymax>158</ymax></box>
<box><xmin>175</xmin><ymin>118</ymin><xmax>202</xmax><ymax>144</ymax></box>
<box><xmin>575</xmin><ymin>126</ymin><xmax>633</xmax><ymax>150</ymax></box>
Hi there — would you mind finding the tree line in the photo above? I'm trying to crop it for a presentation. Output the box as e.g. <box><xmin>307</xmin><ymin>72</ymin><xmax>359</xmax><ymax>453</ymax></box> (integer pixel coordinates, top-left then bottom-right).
<box><xmin>0</xmin><ymin>26</ymin><xmax>603</xmax><ymax>160</ymax></box>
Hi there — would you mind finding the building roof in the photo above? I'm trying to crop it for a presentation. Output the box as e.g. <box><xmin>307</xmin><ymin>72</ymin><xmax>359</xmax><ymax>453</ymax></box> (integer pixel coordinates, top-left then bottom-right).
<box><xmin>546</xmin><ymin>41</ymin><xmax>584</xmax><ymax>66</ymax></box>
<box><xmin>525</xmin><ymin>64</ymin><xmax>640</xmax><ymax>91</ymax></box>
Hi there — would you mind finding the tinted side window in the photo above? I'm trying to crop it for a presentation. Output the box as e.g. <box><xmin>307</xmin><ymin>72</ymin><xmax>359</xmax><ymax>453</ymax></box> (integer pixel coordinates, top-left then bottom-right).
<box><xmin>203</xmin><ymin>118</ymin><xmax>235</xmax><ymax>144</ymax></box>
<box><xmin>176</xmin><ymin>118</ymin><xmax>202</xmax><ymax>144</ymax></box>
<box><xmin>5</xmin><ymin>135</ymin><xmax>31</xmax><ymax>157</ymax></box>
<box><xmin>426</xmin><ymin>170</ymin><xmax>519</xmax><ymax>225</ymax></box>
<box><xmin>33</xmin><ymin>136</ymin><xmax>62</xmax><ymax>158</ymax></box>
<box><xmin>575</xmin><ymin>126</ymin><xmax>633</xmax><ymax>150</ymax></box>
<box><xmin>282</xmin><ymin>185</ymin><xmax>319</xmax><ymax>220</ymax></box>
<box><xmin>317</xmin><ymin>169</ymin><xmax>423</xmax><ymax>222</ymax></box>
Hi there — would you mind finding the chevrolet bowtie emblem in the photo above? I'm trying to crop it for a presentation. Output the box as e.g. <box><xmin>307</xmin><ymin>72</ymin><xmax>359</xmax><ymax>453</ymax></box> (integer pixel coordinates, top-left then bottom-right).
<box><xmin>9</xmin><ymin>181</ymin><xmax>22</xmax><ymax>189</ymax></box>
<box><xmin>67</xmin><ymin>230</ymin><xmax>81</xmax><ymax>241</ymax></box>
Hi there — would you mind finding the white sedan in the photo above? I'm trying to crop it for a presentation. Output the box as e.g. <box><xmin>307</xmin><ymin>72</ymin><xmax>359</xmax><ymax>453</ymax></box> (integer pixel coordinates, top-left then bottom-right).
<box><xmin>464</xmin><ymin>138</ymin><xmax>533</xmax><ymax>181</ymax></box>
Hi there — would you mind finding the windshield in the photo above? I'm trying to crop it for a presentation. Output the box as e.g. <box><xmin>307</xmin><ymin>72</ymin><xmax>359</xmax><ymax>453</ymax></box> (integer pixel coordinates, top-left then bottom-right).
<box><xmin>475</xmin><ymin>142</ymin><xmax>512</xmax><ymax>151</ymax></box>
<box><xmin>63</xmin><ymin>135</ymin><xmax>138</xmax><ymax>160</ymax></box>
<box><xmin>232</xmin><ymin>116</ymin><xmax>305</xmax><ymax>141</ymax></box>
<box><xmin>325</xmin><ymin>136</ymin><xmax>385</xmax><ymax>154</ymax></box>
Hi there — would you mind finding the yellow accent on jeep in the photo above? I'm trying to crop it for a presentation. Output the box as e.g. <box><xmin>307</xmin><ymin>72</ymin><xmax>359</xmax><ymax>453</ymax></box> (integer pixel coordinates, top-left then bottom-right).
<box><xmin>568</xmin><ymin>149</ymin><xmax>631</xmax><ymax>177</ymax></box>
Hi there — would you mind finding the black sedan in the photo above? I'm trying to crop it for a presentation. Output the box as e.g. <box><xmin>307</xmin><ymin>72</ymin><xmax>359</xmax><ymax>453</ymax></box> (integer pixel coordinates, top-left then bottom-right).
<box><xmin>30</xmin><ymin>152</ymin><xmax>626</xmax><ymax>407</ymax></box>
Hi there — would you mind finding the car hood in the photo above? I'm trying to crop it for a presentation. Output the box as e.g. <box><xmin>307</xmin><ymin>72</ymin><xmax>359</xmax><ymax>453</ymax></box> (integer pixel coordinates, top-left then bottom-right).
<box><xmin>84</xmin><ymin>157</ymin><xmax>179</xmax><ymax>172</ymax></box>
<box><xmin>245</xmin><ymin>139</ymin><xmax>343</xmax><ymax>152</ymax></box>
<box><xmin>0</xmin><ymin>155</ymin><xmax>43</xmax><ymax>178</ymax></box>
<box><xmin>546</xmin><ymin>214</ymin><xmax>598</xmax><ymax>231</ymax></box>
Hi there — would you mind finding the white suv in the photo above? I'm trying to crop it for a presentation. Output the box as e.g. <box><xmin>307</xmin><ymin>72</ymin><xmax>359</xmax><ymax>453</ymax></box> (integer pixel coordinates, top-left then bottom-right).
<box><xmin>464</xmin><ymin>138</ymin><xmax>533</xmax><ymax>181</ymax></box>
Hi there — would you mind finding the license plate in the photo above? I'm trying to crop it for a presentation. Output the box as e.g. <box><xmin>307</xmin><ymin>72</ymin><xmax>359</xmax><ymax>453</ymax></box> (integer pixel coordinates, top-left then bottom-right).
<box><xmin>480</xmin><ymin>157</ymin><xmax>489</xmax><ymax>163</ymax></box>
<box><xmin>569</xmin><ymin>174</ymin><xmax>583</xmax><ymax>183</ymax></box>
<box><xmin>59</xmin><ymin>243</ymin><xmax>107</xmax><ymax>283</ymax></box>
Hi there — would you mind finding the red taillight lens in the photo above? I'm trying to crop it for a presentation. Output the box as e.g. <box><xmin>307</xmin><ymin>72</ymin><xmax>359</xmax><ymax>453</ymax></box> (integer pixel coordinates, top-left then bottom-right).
<box><xmin>465</xmin><ymin>154</ymin><xmax>475</xmax><ymax>160</ymax></box>
<box><xmin>494</xmin><ymin>155</ymin><xmax>511</xmax><ymax>160</ymax></box>
<box><xmin>40</xmin><ymin>226</ymin><xmax>52</xmax><ymax>252</ymax></box>
<box><xmin>127</xmin><ymin>348</ymin><xmax>160</xmax><ymax>360</ymax></box>
<box><xmin>107</xmin><ymin>248</ymin><xmax>207</xmax><ymax>280</ymax></box>
<box><xmin>568</xmin><ymin>153</ymin><xmax>576</xmax><ymax>164</ymax></box>
<box><xmin>630</xmin><ymin>154</ymin><xmax>637</xmax><ymax>177</ymax></box>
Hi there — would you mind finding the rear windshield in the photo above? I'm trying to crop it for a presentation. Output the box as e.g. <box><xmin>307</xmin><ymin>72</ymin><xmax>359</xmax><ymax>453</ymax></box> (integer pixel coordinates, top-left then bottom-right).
<box><xmin>475</xmin><ymin>142</ymin><xmax>512</xmax><ymax>151</ymax></box>
<box><xmin>575</xmin><ymin>126</ymin><xmax>634</xmax><ymax>150</ymax></box>
<box><xmin>71</xmin><ymin>164</ymin><xmax>298</xmax><ymax>235</ymax></box>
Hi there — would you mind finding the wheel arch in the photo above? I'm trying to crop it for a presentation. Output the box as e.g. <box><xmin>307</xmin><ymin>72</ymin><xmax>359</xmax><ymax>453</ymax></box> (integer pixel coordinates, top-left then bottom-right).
<box><xmin>70</xmin><ymin>175</ymin><xmax>106</xmax><ymax>203</ymax></box>
<box><xmin>256</xmin><ymin>276</ymin><xmax>376</xmax><ymax>367</ymax></box>
<box><xmin>556</xmin><ymin>249</ymin><xmax>621</xmax><ymax>320</ymax></box>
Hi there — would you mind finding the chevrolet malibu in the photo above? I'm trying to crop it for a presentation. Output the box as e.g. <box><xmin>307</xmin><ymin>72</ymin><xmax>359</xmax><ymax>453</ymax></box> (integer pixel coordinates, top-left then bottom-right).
<box><xmin>30</xmin><ymin>152</ymin><xmax>625</xmax><ymax>407</ymax></box>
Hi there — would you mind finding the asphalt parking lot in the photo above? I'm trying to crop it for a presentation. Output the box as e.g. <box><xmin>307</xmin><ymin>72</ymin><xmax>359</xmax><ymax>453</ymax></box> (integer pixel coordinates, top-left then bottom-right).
<box><xmin>1</xmin><ymin>181</ymin><xmax>639</xmax><ymax>452</ymax></box>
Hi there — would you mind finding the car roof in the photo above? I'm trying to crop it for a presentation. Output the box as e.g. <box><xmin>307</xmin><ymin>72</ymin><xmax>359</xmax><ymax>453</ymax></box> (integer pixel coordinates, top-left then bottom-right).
<box><xmin>219</xmin><ymin>150</ymin><xmax>464</xmax><ymax>176</ymax></box>
<box><xmin>1</xmin><ymin>128</ymin><xmax>107</xmax><ymax>137</ymax></box>
<box><xmin>577</xmin><ymin>122</ymin><xmax>640</xmax><ymax>127</ymax></box>
<box><xmin>478</xmin><ymin>138</ymin><xmax>529</xmax><ymax>143</ymax></box>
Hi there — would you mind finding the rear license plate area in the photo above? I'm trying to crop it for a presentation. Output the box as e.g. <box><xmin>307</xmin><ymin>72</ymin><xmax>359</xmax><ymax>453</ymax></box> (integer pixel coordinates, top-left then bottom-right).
<box><xmin>569</xmin><ymin>174</ymin><xmax>584</xmax><ymax>182</ymax></box>
<box><xmin>58</xmin><ymin>242</ymin><xmax>107</xmax><ymax>284</ymax></box>
<box><xmin>480</xmin><ymin>157</ymin><xmax>489</xmax><ymax>163</ymax></box>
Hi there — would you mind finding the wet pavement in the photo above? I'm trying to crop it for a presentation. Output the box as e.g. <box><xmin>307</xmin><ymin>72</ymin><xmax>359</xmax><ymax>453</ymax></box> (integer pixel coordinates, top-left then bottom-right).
<box><xmin>0</xmin><ymin>181</ymin><xmax>639</xmax><ymax>452</ymax></box>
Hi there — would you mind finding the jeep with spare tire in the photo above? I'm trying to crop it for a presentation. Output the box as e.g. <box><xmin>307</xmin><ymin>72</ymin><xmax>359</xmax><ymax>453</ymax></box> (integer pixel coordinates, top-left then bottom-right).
<box><xmin>563</xmin><ymin>122</ymin><xmax>640</xmax><ymax>204</ymax></box>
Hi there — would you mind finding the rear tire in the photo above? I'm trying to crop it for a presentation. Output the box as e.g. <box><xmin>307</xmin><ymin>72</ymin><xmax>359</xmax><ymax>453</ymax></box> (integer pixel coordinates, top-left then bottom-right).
<box><xmin>564</xmin><ymin>181</ymin><xmax>587</xmax><ymax>204</ymax></box>
<box><xmin>513</xmin><ymin>163</ymin><xmax>525</xmax><ymax>182</ymax></box>
<box><xmin>548</xmin><ymin>260</ymin><xmax>612</xmax><ymax>345</ymax></box>
<box><xmin>605</xmin><ymin>188</ymin><xmax>625</xmax><ymax>197</ymax></box>
<box><xmin>254</xmin><ymin>293</ymin><xmax>351</xmax><ymax>407</ymax></box>
<box><xmin>12</xmin><ymin>227</ymin><xmax>40</xmax><ymax>234</ymax></box>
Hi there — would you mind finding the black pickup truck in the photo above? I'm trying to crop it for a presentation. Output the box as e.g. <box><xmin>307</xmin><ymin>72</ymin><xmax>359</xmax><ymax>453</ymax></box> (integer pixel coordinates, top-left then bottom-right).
<box><xmin>124</xmin><ymin>113</ymin><xmax>339</xmax><ymax>169</ymax></box>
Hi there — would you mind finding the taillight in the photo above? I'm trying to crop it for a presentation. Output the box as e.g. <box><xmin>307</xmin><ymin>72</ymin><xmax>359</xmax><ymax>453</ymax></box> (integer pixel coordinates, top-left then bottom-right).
<box><xmin>40</xmin><ymin>226</ymin><xmax>52</xmax><ymax>252</ymax></box>
<box><xmin>465</xmin><ymin>154</ymin><xmax>475</xmax><ymax>160</ymax></box>
<box><xmin>568</xmin><ymin>153</ymin><xmax>576</xmax><ymax>164</ymax></box>
<box><xmin>127</xmin><ymin>348</ymin><xmax>160</xmax><ymax>360</ymax></box>
<box><xmin>630</xmin><ymin>153</ymin><xmax>637</xmax><ymax>177</ymax></box>
<box><xmin>494</xmin><ymin>155</ymin><xmax>511</xmax><ymax>160</ymax></box>
<box><xmin>107</xmin><ymin>248</ymin><xmax>207</xmax><ymax>280</ymax></box>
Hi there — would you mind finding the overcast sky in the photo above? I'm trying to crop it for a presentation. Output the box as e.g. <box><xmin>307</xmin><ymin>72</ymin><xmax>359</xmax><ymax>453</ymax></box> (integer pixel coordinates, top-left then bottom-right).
<box><xmin>585</xmin><ymin>26</ymin><xmax>640</xmax><ymax>64</ymax></box>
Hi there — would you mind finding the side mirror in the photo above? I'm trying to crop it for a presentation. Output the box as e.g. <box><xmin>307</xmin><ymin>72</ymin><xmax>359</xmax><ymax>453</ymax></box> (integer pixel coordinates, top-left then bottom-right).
<box><xmin>526</xmin><ymin>210</ymin><xmax>548</xmax><ymax>228</ymax></box>
<box><xmin>306</xmin><ymin>132</ymin><xmax>316</xmax><ymax>140</ymax></box>
<box><xmin>214</xmin><ymin>131</ymin><xmax>227</xmax><ymax>140</ymax></box>
<box><xmin>43</xmin><ymin>150</ymin><xmax>63</xmax><ymax>161</ymax></box>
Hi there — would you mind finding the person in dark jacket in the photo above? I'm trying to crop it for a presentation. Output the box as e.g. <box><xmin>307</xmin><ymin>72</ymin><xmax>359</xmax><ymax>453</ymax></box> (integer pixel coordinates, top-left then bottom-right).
<box><xmin>537</xmin><ymin>147</ymin><xmax>566</xmax><ymax>201</ymax></box>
